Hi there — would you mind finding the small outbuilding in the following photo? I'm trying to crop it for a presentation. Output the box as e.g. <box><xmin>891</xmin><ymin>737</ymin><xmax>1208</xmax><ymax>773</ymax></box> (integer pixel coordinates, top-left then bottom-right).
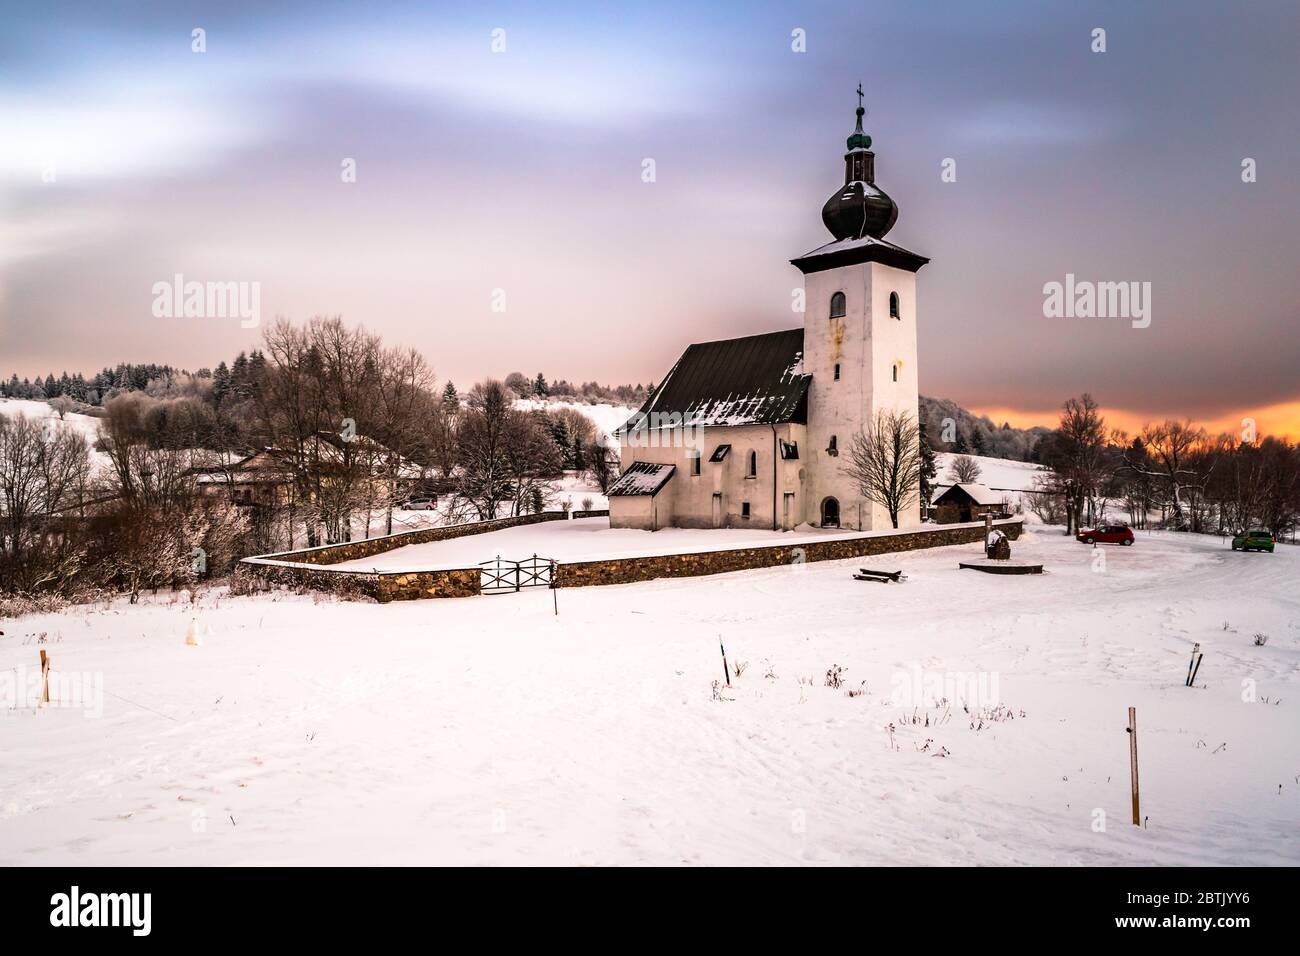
<box><xmin>606</xmin><ymin>461</ymin><xmax>677</xmax><ymax>531</ymax></box>
<box><xmin>931</xmin><ymin>483</ymin><xmax>1007</xmax><ymax>524</ymax></box>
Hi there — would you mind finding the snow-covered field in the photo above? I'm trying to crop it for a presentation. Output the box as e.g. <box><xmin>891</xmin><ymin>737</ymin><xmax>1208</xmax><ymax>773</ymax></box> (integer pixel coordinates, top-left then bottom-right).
<box><xmin>0</xmin><ymin>397</ymin><xmax>110</xmax><ymax>472</ymax></box>
<box><xmin>2</xmin><ymin>528</ymin><xmax>1296</xmax><ymax>866</ymax></box>
<box><xmin>513</xmin><ymin>399</ymin><xmax>633</xmax><ymax>446</ymax></box>
<box><xmin>553</xmin><ymin>472</ymin><xmax>608</xmax><ymax>512</ymax></box>
<box><xmin>934</xmin><ymin>452</ymin><xmax>1045</xmax><ymax>492</ymax></box>
<box><xmin>328</xmin><ymin>516</ymin><xmax>856</xmax><ymax>570</ymax></box>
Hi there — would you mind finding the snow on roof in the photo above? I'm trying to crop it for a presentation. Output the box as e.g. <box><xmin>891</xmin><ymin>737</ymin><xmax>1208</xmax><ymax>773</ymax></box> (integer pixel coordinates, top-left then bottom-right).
<box><xmin>790</xmin><ymin>234</ymin><xmax>929</xmax><ymax>275</ymax></box>
<box><xmin>618</xmin><ymin>329</ymin><xmax>810</xmax><ymax>433</ymax></box>
<box><xmin>798</xmin><ymin>234</ymin><xmax>911</xmax><ymax>259</ymax></box>
<box><xmin>933</xmin><ymin>482</ymin><xmax>1006</xmax><ymax>506</ymax></box>
<box><xmin>607</xmin><ymin>461</ymin><xmax>676</xmax><ymax>497</ymax></box>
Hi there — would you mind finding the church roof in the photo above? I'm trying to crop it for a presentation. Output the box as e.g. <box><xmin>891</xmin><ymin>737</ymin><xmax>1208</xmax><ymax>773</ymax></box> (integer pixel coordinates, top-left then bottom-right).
<box><xmin>619</xmin><ymin>328</ymin><xmax>810</xmax><ymax>433</ymax></box>
<box><xmin>607</xmin><ymin>461</ymin><xmax>676</xmax><ymax>497</ymax></box>
<box><xmin>791</xmin><ymin>234</ymin><xmax>929</xmax><ymax>275</ymax></box>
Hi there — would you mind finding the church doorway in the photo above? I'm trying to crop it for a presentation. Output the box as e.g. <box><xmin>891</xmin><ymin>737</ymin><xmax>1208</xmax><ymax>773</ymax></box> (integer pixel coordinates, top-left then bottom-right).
<box><xmin>821</xmin><ymin>497</ymin><xmax>840</xmax><ymax>528</ymax></box>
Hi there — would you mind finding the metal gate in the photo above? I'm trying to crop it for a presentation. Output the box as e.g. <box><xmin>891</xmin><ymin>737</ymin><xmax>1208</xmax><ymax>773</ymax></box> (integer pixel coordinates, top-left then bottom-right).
<box><xmin>479</xmin><ymin>554</ymin><xmax>557</xmax><ymax>594</ymax></box>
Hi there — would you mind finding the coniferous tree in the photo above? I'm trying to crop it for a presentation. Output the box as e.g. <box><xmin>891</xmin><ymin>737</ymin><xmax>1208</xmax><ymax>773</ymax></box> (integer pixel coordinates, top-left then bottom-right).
<box><xmin>213</xmin><ymin>361</ymin><xmax>232</xmax><ymax>405</ymax></box>
<box><xmin>918</xmin><ymin>421</ymin><xmax>938</xmax><ymax>514</ymax></box>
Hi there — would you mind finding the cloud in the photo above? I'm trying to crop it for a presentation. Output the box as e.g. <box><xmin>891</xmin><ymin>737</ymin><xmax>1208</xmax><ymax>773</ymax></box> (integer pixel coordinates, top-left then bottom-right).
<box><xmin>952</xmin><ymin>101</ymin><xmax>1115</xmax><ymax>146</ymax></box>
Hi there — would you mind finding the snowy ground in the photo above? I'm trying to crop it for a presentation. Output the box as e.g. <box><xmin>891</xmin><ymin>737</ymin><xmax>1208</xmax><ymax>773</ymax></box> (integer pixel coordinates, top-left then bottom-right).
<box><xmin>0</xmin><ymin>397</ymin><xmax>110</xmax><ymax>472</ymax></box>
<box><xmin>1</xmin><ymin>527</ymin><xmax>1297</xmax><ymax>866</ymax></box>
<box><xmin>934</xmin><ymin>452</ymin><xmax>1045</xmax><ymax>492</ymax></box>
<box><xmin>513</xmin><ymin>399</ymin><xmax>634</xmax><ymax>446</ymax></box>
<box><xmin>338</xmin><ymin>474</ymin><xmax>609</xmax><ymax>545</ymax></box>
<box><xmin>553</xmin><ymin>473</ymin><xmax>608</xmax><ymax>512</ymax></box>
<box><xmin>328</xmin><ymin>517</ymin><xmax>857</xmax><ymax>570</ymax></box>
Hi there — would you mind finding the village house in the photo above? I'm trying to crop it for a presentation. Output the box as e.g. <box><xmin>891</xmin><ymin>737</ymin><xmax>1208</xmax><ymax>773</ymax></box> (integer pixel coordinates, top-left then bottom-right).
<box><xmin>193</xmin><ymin>432</ymin><xmax>421</xmax><ymax>509</ymax></box>
<box><xmin>609</xmin><ymin>91</ymin><xmax>929</xmax><ymax>531</ymax></box>
<box><xmin>930</xmin><ymin>483</ymin><xmax>1009</xmax><ymax>525</ymax></box>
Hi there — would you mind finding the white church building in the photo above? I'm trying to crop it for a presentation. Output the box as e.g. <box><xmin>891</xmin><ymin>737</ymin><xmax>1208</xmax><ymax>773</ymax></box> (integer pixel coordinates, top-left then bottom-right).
<box><xmin>608</xmin><ymin>92</ymin><xmax>929</xmax><ymax>532</ymax></box>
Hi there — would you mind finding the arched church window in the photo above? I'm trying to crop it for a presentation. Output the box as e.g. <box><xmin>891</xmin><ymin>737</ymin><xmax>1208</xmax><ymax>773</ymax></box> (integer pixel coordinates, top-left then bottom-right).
<box><xmin>828</xmin><ymin>435</ymin><xmax>838</xmax><ymax>456</ymax></box>
<box><xmin>747</xmin><ymin>450</ymin><xmax>758</xmax><ymax>477</ymax></box>
<box><xmin>829</xmin><ymin>292</ymin><xmax>846</xmax><ymax>319</ymax></box>
<box><xmin>889</xmin><ymin>292</ymin><xmax>900</xmax><ymax>319</ymax></box>
<box><xmin>892</xmin><ymin>363</ymin><xmax>899</xmax><ymax>382</ymax></box>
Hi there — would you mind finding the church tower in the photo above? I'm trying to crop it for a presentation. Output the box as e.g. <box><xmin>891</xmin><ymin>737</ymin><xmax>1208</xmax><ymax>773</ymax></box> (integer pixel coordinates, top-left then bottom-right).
<box><xmin>791</xmin><ymin>87</ymin><xmax>929</xmax><ymax>530</ymax></box>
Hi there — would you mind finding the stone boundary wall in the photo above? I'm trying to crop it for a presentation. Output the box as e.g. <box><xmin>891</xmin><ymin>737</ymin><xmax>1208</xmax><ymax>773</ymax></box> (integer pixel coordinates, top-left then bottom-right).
<box><xmin>246</xmin><ymin>510</ymin><xmax>569</xmax><ymax>567</ymax></box>
<box><xmin>554</xmin><ymin>519</ymin><xmax>1023</xmax><ymax>589</ymax></box>
<box><xmin>233</xmin><ymin>563</ymin><xmax>481</xmax><ymax>602</ymax></box>
<box><xmin>235</xmin><ymin>510</ymin><xmax>573</xmax><ymax>601</ymax></box>
<box><xmin>571</xmin><ymin>508</ymin><xmax>610</xmax><ymax>519</ymax></box>
<box><xmin>237</xmin><ymin>516</ymin><xmax>1023</xmax><ymax>602</ymax></box>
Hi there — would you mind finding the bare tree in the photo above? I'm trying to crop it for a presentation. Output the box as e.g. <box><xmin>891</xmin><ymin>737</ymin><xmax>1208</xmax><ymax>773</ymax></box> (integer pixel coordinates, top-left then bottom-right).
<box><xmin>50</xmin><ymin>395</ymin><xmax>75</xmax><ymax>420</ymax></box>
<box><xmin>1042</xmin><ymin>394</ymin><xmax>1109</xmax><ymax>534</ymax></box>
<box><xmin>587</xmin><ymin>433</ymin><xmax>615</xmax><ymax>493</ymax></box>
<box><xmin>456</xmin><ymin>381</ymin><xmax>514</xmax><ymax>519</ymax></box>
<box><xmin>0</xmin><ymin>414</ymin><xmax>91</xmax><ymax>592</ymax></box>
<box><xmin>1121</xmin><ymin>419</ymin><xmax>1208</xmax><ymax>530</ymax></box>
<box><xmin>1027</xmin><ymin>474</ymin><xmax>1067</xmax><ymax>524</ymax></box>
<box><xmin>842</xmin><ymin>409</ymin><xmax>923</xmax><ymax>528</ymax></box>
<box><xmin>947</xmin><ymin>454</ymin><xmax>982</xmax><ymax>483</ymax></box>
<box><xmin>370</xmin><ymin>345</ymin><xmax>436</xmax><ymax>535</ymax></box>
<box><xmin>100</xmin><ymin>393</ymin><xmax>203</xmax><ymax>509</ymax></box>
<box><xmin>504</xmin><ymin>410</ymin><xmax>564</xmax><ymax>516</ymax></box>
<box><xmin>250</xmin><ymin>317</ymin><xmax>380</xmax><ymax>545</ymax></box>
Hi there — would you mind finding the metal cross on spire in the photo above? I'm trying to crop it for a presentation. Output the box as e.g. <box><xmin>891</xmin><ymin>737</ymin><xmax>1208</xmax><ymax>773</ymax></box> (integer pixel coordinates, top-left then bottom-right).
<box><xmin>856</xmin><ymin>82</ymin><xmax>864</xmax><ymax>110</ymax></box>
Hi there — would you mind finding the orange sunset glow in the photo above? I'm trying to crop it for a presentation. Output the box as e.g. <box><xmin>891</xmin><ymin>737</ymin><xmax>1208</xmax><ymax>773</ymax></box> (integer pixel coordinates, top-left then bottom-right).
<box><xmin>968</xmin><ymin>401</ymin><xmax>1300</xmax><ymax>444</ymax></box>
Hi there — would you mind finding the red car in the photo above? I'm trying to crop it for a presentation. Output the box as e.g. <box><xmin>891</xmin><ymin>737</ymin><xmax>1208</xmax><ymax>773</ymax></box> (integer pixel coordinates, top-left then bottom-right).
<box><xmin>1076</xmin><ymin>525</ymin><xmax>1135</xmax><ymax>546</ymax></box>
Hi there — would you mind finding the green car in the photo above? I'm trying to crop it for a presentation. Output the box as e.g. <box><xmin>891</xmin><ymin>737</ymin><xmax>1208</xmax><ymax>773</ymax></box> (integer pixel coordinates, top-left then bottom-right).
<box><xmin>1231</xmin><ymin>529</ymin><xmax>1275</xmax><ymax>552</ymax></box>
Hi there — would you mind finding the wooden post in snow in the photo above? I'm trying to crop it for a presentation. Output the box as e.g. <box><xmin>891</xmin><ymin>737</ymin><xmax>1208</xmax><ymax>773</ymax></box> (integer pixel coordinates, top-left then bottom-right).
<box><xmin>39</xmin><ymin>649</ymin><xmax>50</xmax><ymax>704</ymax></box>
<box><xmin>1127</xmin><ymin>706</ymin><xmax>1140</xmax><ymax>826</ymax></box>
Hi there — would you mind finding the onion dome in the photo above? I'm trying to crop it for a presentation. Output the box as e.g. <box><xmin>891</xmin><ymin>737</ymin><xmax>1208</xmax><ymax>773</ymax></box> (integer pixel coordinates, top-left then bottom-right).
<box><xmin>821</xmin><ymin>84</ymin><xmax>898</xmax><ymax>241</ymax></box>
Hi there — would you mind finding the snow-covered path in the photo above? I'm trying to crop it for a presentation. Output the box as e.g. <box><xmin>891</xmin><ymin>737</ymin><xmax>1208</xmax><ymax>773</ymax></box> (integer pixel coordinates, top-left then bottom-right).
<box><xmin>1</xmin><ymin>529</ymin><xmax>1296</xmax><ymax>865</ymax></box>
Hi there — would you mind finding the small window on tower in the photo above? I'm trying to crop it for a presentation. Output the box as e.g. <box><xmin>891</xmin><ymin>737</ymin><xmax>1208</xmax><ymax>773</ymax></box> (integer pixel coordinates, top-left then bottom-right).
<box><xmin>834</xmin><ymin>363</ymin><xmax>841</xmax><ymax>380</ymax></box>
<box><xmin>889</xmin><ymin>292</ymin><xmax>900</xmax><ymax>319</ymax></box>
<box><xmin>828</xmin><ymin>435</ymin><xmax>838</xmax><ymax>457</ymax></box>
<box><xmin>829</xmin><ymin>291</ymin><xmax>846</xmax><ymax>319</ymax></box>
<box><xmin>893</xmin><ymin>363</ymin><xmax>899</xmax><ymax>382</ymax></box>
<box><xmin>741</xmin><ymin>501</ymin><xmax>751</xmax><ymax>519</ymax></box>
<box><xmin>689</xmin><ymin>449</ymin><xmax>701</xmax><ymax>476</ymax></box>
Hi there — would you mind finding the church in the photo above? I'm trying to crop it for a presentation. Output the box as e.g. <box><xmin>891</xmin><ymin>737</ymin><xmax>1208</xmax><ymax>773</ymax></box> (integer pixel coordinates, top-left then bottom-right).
<box><xmin>608</xmin><ymin>92</ymin><xmax>929</xmax><ymax>532</ymax></box>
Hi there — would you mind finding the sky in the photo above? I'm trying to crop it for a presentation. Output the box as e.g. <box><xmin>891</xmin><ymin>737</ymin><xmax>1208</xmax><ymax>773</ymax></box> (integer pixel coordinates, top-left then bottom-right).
<box><xmin>2</xmin><ymin>1</ymin><xmax>1298</xmax><ymax>437</ymax></box>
